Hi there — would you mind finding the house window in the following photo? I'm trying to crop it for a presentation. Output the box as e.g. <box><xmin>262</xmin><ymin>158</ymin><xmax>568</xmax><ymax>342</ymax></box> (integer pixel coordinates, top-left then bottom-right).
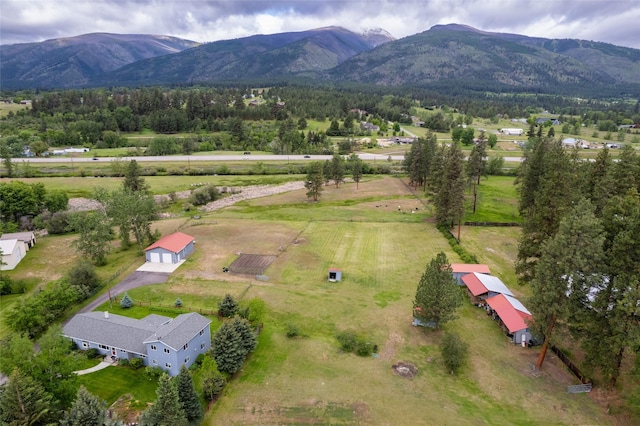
<box><xmin>164</xmin><ymin>348</ymin><xmax>170</xmax><ymax>354</ymax></box>
<box><xmin>140</xmin><ymin>355</ymin><xmax>147</xmax><ymax>358</ymax></box>
<box><xmin>199</xmin><ymin>329</ymin><xmax>204</xmax><ymax>336</ymax></box>
<box><xmin>82</xmin><ymin>342</ymin><xmax>89</xmax><ymax>348</ymax></box>
<box><xmin>165</xmin><ymin>363</ymin><xmax>172</xmax><ymax>368</ymax></box>
<box><xmin>99</xmin><ymin>344</ymin><xmax>109</xmax><ymax>350</ymax></box>
<box><xmin>201</xmin><ymin>342</ymin><xmax>205</xmax><ymax>350</ymax></box>
<box><xmin>184</xmin><ymin>356</ymin><xmax>190</xmax><ymax>364</ymax></box>
<box><xmin>151</xmin><ymin>345</ymin><xmax>157</xmax><ymax>351</ymax></box>
<box><xmin>183</xmin><ymin>343</ymin><xmax>189</xmax><ymax>350</ymax></box>
<box><xmin>152</xmin><ymin>359</ymin><xmax>158</xmax><ymax>365</ymax></box>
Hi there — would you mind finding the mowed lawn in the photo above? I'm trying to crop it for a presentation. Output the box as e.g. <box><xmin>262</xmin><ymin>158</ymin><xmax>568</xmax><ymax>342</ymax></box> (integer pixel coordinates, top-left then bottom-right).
<box><xmin>124</xmin><ymin>176</ymin><xmax>608</xmax><ymax>425</ymax></box>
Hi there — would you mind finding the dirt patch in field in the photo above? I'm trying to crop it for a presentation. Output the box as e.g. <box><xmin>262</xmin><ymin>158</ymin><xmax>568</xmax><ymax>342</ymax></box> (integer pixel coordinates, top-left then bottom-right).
<box><xmin>392</xmin><ymin>362</ymin><xmax>418</xmax><ymax>379</ymax></box>
<box><xmin>379</xmin><ymin>331</ymin><xmax>403</xmax><ymax>360</ymax></box>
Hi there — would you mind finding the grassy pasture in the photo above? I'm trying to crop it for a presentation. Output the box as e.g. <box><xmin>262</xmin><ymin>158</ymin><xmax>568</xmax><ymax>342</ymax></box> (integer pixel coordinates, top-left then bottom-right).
<box><xmin>0</xmin><ymin>174</ymin><xmax>614</xmax><ymax>424</ymax></box>
<box><xmin>7</xmin><ymin>174</ymin><xmax>305</xmax><ymax>198</ymax></box>
<box><xmin>464</xmin><ymin>175</ymin><xmax>522</xmax><ymax>223</ymax></box>
<box><xmin>93</xmin><ymin>176</ymin><xmax>608</xmax><ymax>425</ymax></box>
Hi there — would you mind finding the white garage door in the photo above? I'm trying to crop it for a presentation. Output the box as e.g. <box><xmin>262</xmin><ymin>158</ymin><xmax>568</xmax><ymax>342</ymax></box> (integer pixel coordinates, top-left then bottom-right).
<box><xmin>162</xmin><ymin>253</ymin><xmax>173</xmax><ymax>263</ymax></box>
<box><xmin>149</xmin><ymin>252</ymin><xmax>160</xmax><ymax>263</ymax></box>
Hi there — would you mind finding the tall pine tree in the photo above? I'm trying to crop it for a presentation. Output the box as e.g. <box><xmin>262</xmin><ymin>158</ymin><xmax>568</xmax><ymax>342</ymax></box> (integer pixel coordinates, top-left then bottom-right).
<box><xmin>175</xmin><ymin>366</ymin><xmax>203</xmax><ymax>425</ymax></box>
<box><xmin>413</xmin><ymin>252</ymin><xmax>463</xmax><ymax>329</ymax></box>
<box><xmin>528</xmin><ymin>198</ymin><xmax>606</xmax><ymax>369</ymax></box>
<box><xmin>140</xmin><ymin>374</ymin><xmax>188</xmax><ymax>426</ymax></box>
<box><xmin>61</xmin><ymin>386</ymin><xmax>107</xmax><ymax>426</ymax></box>
<box><xmin>0</xmin><ymin>368</ymin><xmax>54</xmax><ymax>426</ymax></box>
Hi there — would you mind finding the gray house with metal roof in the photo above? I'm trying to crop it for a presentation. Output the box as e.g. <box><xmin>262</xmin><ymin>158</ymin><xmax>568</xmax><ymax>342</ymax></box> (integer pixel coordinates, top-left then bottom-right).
<box><xmin>63</xmin><ymin>311</ymin><xmax>211</xmax><ymax>376</ymax></box>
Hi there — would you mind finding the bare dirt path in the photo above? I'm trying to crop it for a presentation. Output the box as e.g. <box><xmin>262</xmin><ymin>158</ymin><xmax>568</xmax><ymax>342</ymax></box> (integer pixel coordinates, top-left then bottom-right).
<box><xmin>68</xmin><ymin>181</ymin><xmax>306</xmax><ymax>212</ymax></box>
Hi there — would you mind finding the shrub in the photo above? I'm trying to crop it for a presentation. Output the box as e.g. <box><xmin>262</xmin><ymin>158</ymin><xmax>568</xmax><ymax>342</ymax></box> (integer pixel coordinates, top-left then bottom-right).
<box><xmin>120</xmin><ymin>293</ymin><xmax>133</xmax><ymax>309</ymax></box>
<box><xmin>285</xmin><ymin>323</ymin><xmax>300</xmax><ymax>338</ymax></box>
<box><xmin>189</xmin><ymin>185</ymin><xmax>220</xmax><ymax>206</ymax></box>
<box><xmin>336</xmin><ymin>331</ymin><xmax>358</xmax><ymax>352</ymax></box>
<box><xmin>145</xmin><ymin>366</ymin><xmax>164</xmax><ymax>380</ymax></box>
<box><xmin>440</xmin><ymin>331</ymin><xmax>469</xmax><ymax>375</ymax></box>
<box><xmin>86</xmin><ymin>348</ymin><xmax>100</xmax><ymax>359</ymax></box>
<box><xmin>0</xmin><ymin>276</ymin><xmax>13</xmax><ymax>295</ymax></box>
<box><xmin>355</xmin><ymin>341</ymin><xmax>374</xmax><ymax>357</ymax></box>
<box><xmin>174</xmin><ymin>298</ymin><xmax>183</xmax><ymax>308</ymax></box>
<box><xmin>129</xmin><ymin>358</ymin><xmax>144</xmax><ymax>370</ymax></box>
<box><xmin>118</xmin><ymin>358</ymin><xmax>130</xmax><ymax>367</ymax></box>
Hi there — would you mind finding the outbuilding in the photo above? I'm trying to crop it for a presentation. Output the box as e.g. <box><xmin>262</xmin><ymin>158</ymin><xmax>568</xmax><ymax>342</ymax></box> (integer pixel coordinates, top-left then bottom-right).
<box><xmin>328</xmin><ymin>268</ymin><xmax>342</xmax><ymax>282</ymax></box>
<box><xmin>451</xmin><ymin>263</ymin><xmax>491</xmax><ymax>285</ymax></box>
<box><xmin>0</xmin><ymin>239</ymin><xmax>27</xmax><ymax>271</ymax></box>
<box><xmin>144</xmin><ymin>232</ymin><xmax>195</xmax><ymax>264</ymax></box>
<box><xmin>1</xmin><ymin>231</ymin><xmax>37</xmax><ymax>250</ymax></box>
<box><xmin>462</xmin><ymin>272</ymin><xmax>513</xmax><ymax>304</ymax></box>
<box><xmin>486</xmin><ymin>293</ymin><xmax>533</xmax><ymax>345</ymax></box>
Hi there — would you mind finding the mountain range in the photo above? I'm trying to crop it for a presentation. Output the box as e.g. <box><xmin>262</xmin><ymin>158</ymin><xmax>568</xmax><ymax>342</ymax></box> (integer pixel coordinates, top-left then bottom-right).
<box><xmin>1</xmin><ymin>24</ymin><xmax>639</xmax><ymax>96</ymax></box>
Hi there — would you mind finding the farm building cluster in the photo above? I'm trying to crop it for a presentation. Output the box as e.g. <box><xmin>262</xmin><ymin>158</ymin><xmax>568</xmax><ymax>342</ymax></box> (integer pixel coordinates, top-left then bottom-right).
<box><xmin>0</xmin><ymin>231</ymin><xmax>37</xmax><ymax>271</ymax></box>
<box><xmin>453</xmin><ymin>264</ymin><xmax>535</xmax><ymax>346</ymax></box>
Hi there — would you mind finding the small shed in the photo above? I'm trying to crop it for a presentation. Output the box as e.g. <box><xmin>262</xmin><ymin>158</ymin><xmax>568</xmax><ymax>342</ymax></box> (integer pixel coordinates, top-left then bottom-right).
<box><xmin>0</xmin><ymin>239</ymin><xmax>27</xmax><ymax>271</ymax></box>
<box><xmin>462</xmin><ymin>272</ymin><xmax>513</xmax><ymax>304</ymax></box>
<box><xmin>486</xmin><ymin>293</ymin><xmax>533</xmax><ymax>345</ymax></box>
<box><xmin>144</xmin><ymin>232</ymin><xmax>195</xmax><ymax>264</ymax></box>
<box><xmin>328</xmin><ymin>268</ymin><xmax>342</xmax><ymax>282</ymax></box>
<box><xmin>1</xmin><ymin>232</ymin><xmax>36</xmax><ymax>250</ymax></box>
<box><xmin>451</xmin><ymin>264</ymin><xmax>491</xmax><ymax>285</ymax></box>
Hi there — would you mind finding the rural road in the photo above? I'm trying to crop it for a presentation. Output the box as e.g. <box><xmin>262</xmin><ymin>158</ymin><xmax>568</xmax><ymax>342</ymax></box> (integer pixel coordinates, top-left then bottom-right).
<box><xmin>11</xmin><ymin>154</ymin><xmax>525</xmax><ymax>163</ymax></box>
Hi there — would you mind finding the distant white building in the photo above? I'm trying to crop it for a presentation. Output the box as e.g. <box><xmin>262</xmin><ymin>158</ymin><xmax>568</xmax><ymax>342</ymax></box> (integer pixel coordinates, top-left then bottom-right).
<box><xmin>52</xmin><ymin>147</ymin><xmax>89</xmax><ymax>155</ymax></box>
<box><xmin>500</xmin><ymin>128</ymin><xmax>523</xmax><ymax>136</ymax></box>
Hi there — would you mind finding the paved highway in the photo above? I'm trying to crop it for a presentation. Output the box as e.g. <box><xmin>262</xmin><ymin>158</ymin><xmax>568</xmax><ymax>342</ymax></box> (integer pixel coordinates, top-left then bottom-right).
<box><xmin>11</xmin><ymin>154</ymin><xmax>525</xmax><ymax>163</ymax></box>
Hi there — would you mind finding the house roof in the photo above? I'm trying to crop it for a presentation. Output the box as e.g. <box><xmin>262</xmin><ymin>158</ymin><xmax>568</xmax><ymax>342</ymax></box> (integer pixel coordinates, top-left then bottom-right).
<box><xmin>143</xmin><ymin>312</ymin><xmax>211</xmax><ymax>351</ymax></box>
<box><xmin>144</xmin><ymin>232</ymin><xmax>194</xmax><ymax>253</ymax></box>
<box><xmin>462</xmin><ymin>272</ymin><xmax>513</xmax><ymax>297</ymax></box>
<box><xmin>451</xmin><ymin>264</ymin><xmax>491</xmax><ymax>274</ymax></box>
<box><xmin>486</xmin><ymin>294</ymin><xmax>532</xmax><ymax>333</ymax></box>
<box><xmin>63</xmin><ymin>311</ymin><xmax>211</xmax><ymax>354</ymax></box>
<box><xmin>1</xmin><ymin>232</ymin><xmax>35</xmax><ymax>242</ymax></box>
<box><xmin>63</xmin><ymin>312</ymin><xmax>171</xmax><ymax>355</ymax></box>
<box><xmin>0</xmin><ymin>239</ymin><xmax>19</xmax><ymax>254</ymax></box>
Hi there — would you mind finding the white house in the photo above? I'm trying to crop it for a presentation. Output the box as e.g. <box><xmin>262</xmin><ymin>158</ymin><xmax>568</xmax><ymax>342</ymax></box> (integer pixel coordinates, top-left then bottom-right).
<box><xmin>500</xmin><ymin>128</ymin><xmax>523</xmax><ymax>136</ymax></box>
<box><xmin>0</xmin><ymin>239</ymin><xmax>27</xmax><ymax>270</ymax></box>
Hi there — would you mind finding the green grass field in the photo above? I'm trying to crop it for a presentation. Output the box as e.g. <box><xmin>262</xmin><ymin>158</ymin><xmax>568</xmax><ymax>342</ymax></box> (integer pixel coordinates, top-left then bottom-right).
<box><xmin>0</xmin><ymin>174</ymin><xmax>619</xmax><ymax>424</ymax></box>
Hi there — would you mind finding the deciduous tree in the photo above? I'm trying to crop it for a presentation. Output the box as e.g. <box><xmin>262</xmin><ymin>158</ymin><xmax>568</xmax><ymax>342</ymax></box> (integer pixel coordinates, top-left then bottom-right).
<box><xmin>68</xmin><ymin>210</ymin><xmax>112</xmax><ymax>266</ymax></box>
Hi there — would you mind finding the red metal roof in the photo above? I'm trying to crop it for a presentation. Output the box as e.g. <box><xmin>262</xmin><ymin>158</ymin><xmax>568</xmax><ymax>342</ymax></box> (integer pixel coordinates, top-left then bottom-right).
<box><xmin>486</xmin><ymin>294</ymin><xmax>531</xmax><ymax>333</ymax></box>
<box><xmin>461</xmin><ymin>273</ymin><xmax>487</xmax><ymax>296</ymax></box>
<box><xmin>451</xmin><ymin>263</ymin><xmax>490</xmax><ymax>274</ymax></box>
<box><xmin>144</xmin><ymin>232</ymin><xmax>194</xmax><ymax>253</ymax></box>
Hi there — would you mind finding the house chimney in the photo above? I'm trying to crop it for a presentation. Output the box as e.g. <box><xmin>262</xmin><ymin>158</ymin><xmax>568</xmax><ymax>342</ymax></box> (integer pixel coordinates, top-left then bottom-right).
<box><xmin>104</xmin><ymin>311</ymin><xmax>109</xmax><ymax>319</ymax></box>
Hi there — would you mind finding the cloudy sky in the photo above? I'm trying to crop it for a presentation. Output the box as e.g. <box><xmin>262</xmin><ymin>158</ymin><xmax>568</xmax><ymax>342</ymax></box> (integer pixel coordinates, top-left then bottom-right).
<box><xmin>2</xmin><ymin>0</ymin><xmax>639</xmax><ymax>49</ymax></box>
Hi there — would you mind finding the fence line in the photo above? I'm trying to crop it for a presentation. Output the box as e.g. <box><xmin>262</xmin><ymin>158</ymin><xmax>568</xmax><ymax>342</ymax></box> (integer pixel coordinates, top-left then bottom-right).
<box><xmin>551</xmin><ymin>345</ymin><xmax>590</xmax><ymax>384</ymax></box>
<box><xmin>463</xmin><ymin>221</ymin><xmax>521</xmax><ymax>227</ymax></box>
